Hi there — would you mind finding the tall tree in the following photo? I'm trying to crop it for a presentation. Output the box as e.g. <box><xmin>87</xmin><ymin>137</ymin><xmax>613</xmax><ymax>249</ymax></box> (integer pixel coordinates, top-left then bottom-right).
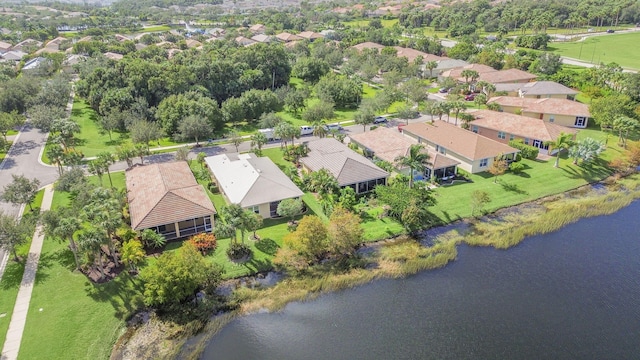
<box><xmin>489</xmin><ymin>156</ymin><xmax>508</xmax><ymax>183</ymax></box>
<box><xmin>1</xmin><ymin>175</ymin><xmax>40</xmax><ymax>211</ymax></box>
<box><xmin>394</xmin><ymin>144</ymin><xmax>430</xmax><ymax>188</ymax></box>
<box><xmin>0</xmin><ymin>111</ymin><xmax>25</xmax><ymax>141</ymax></box>
<box><xmin>129</xmin><ymin>120</ymin><xmax>163</xmax><ymax>152</ymax></box>
<box><xmin>176</xmin><ymin>115</ymin><xmax>213</xmax><ymax>146</ymax></box>
<box><xmin>327</xmin><ymin>207</ymin><xmax>363</xmax><ymax>258</ymax></box>
<box><xmin>545</xmin><ymin>132</ymin><xmax>575</xmax><ymax>168</ymax></box>
<box><xmin>250</xmin><ymin>131</ymin><xmax>268</xmax><ymax>155</ymax></box>
<box><xmin>612</xmin><ymin>116</ymin><xmax>638</xmax><ymax>149</ymax></box>
<box><xmin>0</xmin><ymin>212</ymin><xmax>29</xmax><ymax>262</ymax></box>
<box><xmin>277</xmin><ymin>198</ymin><xmax>305</xmax><ymax>224</ymax></box>
<box><xmin>77</xmin><ymin>226</ymin><xmax>110</xmax><ymax>279</ymax></box>
<box><xmin>41</xmin><ymin>209</ymin><xmax>82</xmax><ymax>270</ymax></box>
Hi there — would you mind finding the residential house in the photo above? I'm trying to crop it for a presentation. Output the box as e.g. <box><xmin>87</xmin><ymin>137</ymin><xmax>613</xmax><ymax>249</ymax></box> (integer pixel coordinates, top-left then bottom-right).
<box><xmin>185</xmin><ymin>39</ymin><xmax>202</xmax><ymax>48</ymax></box>
<box><xmin>298</xmin><ymin>31</ymin><xmax>324</xmax><ymax>41</ymax></box>
<box><xmin>0</xmin><ymin>50</ymin><xmax>26</xmax><ymax>62</ymax></box>
<box><xmin>476</xmin><ymin>68</ymin><xmax>537</xmax><ymax>84</ymax></box>
<box><xmin>249</xmin><ymin>24</ymin><xmax>266</xmax><ymax>34</ymax></box>
<box><xmin>488</xmin><ymin>96</ymin><xmax>590</xmax><ymax>128</ymax></box>
<box><xmin>0</xmin><ymin>41</ymin><xmax>12</xmax><ymax>52</ymax></box>
<box><xmin>205</xmin><ymin>153</ymin><xmax>304</xmax><ymax>219</ymax></box>
<box><xmin>11</xmin><ymin>38</ymin><xmax>42</xmax><ymax>52</ymax></box>
<box><xmin>351</xmin><ymin>42</ymin><xmax>385</xmax><ymax>52</ymax></box>
<box><xmin>401</xmin><ymin>121</ymin><xmax>519</xmax><ymax>174</ymax></box>
<box><xmin>431</xmin><ymin>59</ymin><xmax>469</xmax><ymax>78</ymax></box>
<box><xmin>125</xmin><ymin>162</ymin><xmax>216</xmax><ymax>240</ymax></box>
<box><xmin>468</xmin><ymin>109</ymin><xmax>578</xmax><ymax>153</ymax></box>
<box><xmin>438</xmin><ymin>63</ymin><xmax>495</xmax><ymax>83</ymax></box>
<box><xmin>300</xmin><ymin>138</ymin><xmax>389</xmax><ymax>194</ymax></box>
<box><xmin>103</xmin><ymin>52</ymin><xmax>124</xmax><ymax>61</ymax></box>
<box><xmin>62</xmin><ymin>54</ymin><xmax>87</xmax><ymax>73</ymax></box>
<box><xmin>21</xmin><ymin>57</ymin><xmax>50</xmax><ymax>73</ymax></box>
<box><xmin>275</xmin><ymin>32</ymin><xmax>302</xmax><ymax>42</ymax></box>
<box><xmin>494</xmin><ymin>81</ymin><xmax>579</xmax><ymax>99</ymax></box>
<box><xmin>114</xmin><ymin>34</ymin><xmax>130</xmax><ymax>42</ymax></box>
<box><xmin>393</xmin><ymin>46</ymin><xmax>445</xmax><ymax>63</ymax></box>
<box><xmin>235</xmin><ymin>36</ymin><xmax>256</xmax><ymax>46</ymax></box>
<box><xmin>349</xmin><ymin>127</ymin><xmax>460</xmax><ymax>181</ymax></box>
<box><xmin>250</xmin><ymin>34</ymin><xmax>272</xmax><ymax>43</ymax></box>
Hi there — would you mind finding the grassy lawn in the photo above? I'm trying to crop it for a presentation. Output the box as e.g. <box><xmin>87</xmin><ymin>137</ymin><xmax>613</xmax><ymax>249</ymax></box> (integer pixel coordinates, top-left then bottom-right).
<box><xmin>0</xmin><ymin>141</ymin><xmax>12</xmax><ymax>161</ymax></box>
<box><xmin>548</xmin><ymin>32</ymin><xmax>640</xmax><ymax>70</ymax></box>
<box><xmin>343</xmin><ymin>18</ymin><xmax>399</xmax><ymax>29</ymax></box>
<box><xmin>71</xmin><ymin>98</ymin><xmax>186</xmax><ymax>159</ymax></box>
<box><xmin>0</xmin><ymin>189</ymin><xmax>45</xmax><ymax>351</ymax></box>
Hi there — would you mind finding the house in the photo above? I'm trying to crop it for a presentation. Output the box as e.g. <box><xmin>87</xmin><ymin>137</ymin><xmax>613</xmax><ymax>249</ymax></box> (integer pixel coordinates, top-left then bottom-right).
<box><xmin>45</xmin><ymin>36</ymin><xmax>67</xmax><ymax>49</ymax></box>
<box><xmin>401</xmin><ymin>121</ymin><xmax>519</xmax><ymax>174</ymax></box>
<box><xmin>0</xmin><ymin>41</ymin><xmax>12</xmax><ymax>52</ymax></box>
<box><xmin>477</xmin><ymin>68</ymin><xmax>537</xmax><ymax>84</ymax></box>
<box><xmin>125</xmin><ymin>162</ymin><xmax>216</xmax><ymax>240</ymax></box>
<box><xmin>300</xmin><ymin>138</ymin><xmax>389</xmax><ymax>194</ymax></box>
<box><xmin>275</xmin><ymin>32</ymin><xmax>302</xmax><ymax>42</ymax></box>
<box><xmin>488</xmin><ymin>96</ymin><xmax>590</xmax><ymax>128</ymax></box>
<box><xmin>205</xmin><ymin>153</ymin><xmax>304</xmax><ymax>219</ymax></box>
<box><xmin>438</xmin><ymin>63</ymin><xmax>495</xmax><ymax>82</ymax></box>
<box><xmin>298</xmin><ymin>31</ymin><xmax>324</xmax><ymax>41</ymax></box>
<box><xmin>249</xmin><ymin>24</ymin><xmax>266</xmax><ymax>34</ymax></box>
<box><xmin>431</xmin><ymin>59</ymin><xmax>469</xmax><ymax>77</ymax></box>
<box><xmin>349</xmin><ymin>127</ymin><xmax>460</xmax><ymax>181</ymax></box>
<box><xmin>62</xmin><ymin>54</ymin><xmax>87</xmax><ymax>73</ymax></box>
<box><xmin>0</xmin><ymin>50</ymin><xmax>27</xmax><ymax>62</ymax></box>
<box><xmin>351</xmin><ymin>42</ymin><xmax>385</xmax><ymax>52</ymax></box>
<box><xmin>21</xmin><ymin>57</ymin><xmax>50</xmax><ymax>72</ymax></box>
<box><xmin>468</xmin><ymin>109</ymin><xmax>578</xmax><ymax>153</ymax></box>
<box><xmin>495</xmin><ymin>81</ymin><xmax>579</xmax><ymax>99</ymax></box>
<box><xmin>235</xmin><ymin>36</ymin><xmax>256</xmax><ymax>46</ymax></box>
<box><xmin>185</xmin><ymin>39</ymin><xmax>202</xmax><ymax>48</ymax></box>
<box><xmin>393</xmin><ymin>46</ymin><xmax>445</xmax><ymax>63</ymax></box>
<box><xmin>11</xmin><ymin>38</ymin><xmax>42</xmax><ymax>52</ymax></box>
<box><xmin>114</xmin><ymin>34</ymin><xmax>130</xmax><ymax>42</ymax></box>
<box><xmin>250</xmin><ymin>34</ymin><xmax>272</xmax><ymax>43</ymax></box>
<box><xmin>103</xmin><ymin>52</ymin><xmax>124</xmax><ymax>61</ymax></box>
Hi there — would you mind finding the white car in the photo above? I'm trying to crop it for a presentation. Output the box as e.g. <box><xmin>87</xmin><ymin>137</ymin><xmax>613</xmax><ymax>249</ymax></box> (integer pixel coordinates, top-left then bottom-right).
<box><xmin>373</xmin><ymin>116</ymin><xmax>388</xmax><ymax>124</ymax></box>
<box><xmin>300</xmin><ymin>125</ymin><xmax>314</xmax><ymax>136</ymax></box>
<box><xmin>324</xmin><ymin>123</ymin><xmax>343</xmax><ymax>132</ymax></box>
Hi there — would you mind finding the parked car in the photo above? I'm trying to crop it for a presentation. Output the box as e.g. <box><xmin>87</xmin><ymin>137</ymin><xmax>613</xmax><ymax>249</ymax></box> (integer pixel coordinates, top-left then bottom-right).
<box><xmin>258</xmin><ymin>128</ymin><xmax>280</xmax><ymax>141</ymax></box>
<box><xmin>464</xmin><ymin>94</ymin><xmax>476</xmax><ymax>101</ymax></box>
<box><xmin>300</xmin><ymin>125</ymin><xmax>314</xmax><ymax>136</ymax></box>
<box><xmin>373</xmin><ymin>116</ymin><xmax>388</xmax><ymax>124</ymax></box>
<box><xmin>606</xmin><ymin>29</ymin><xmax>615</xmax><ymax>33</ymax></box>
<box><xmin>324</xmin><ymin>123</ymin><xmax>343</xmax><ymax>132</ymax></box>
<box><xmin>439</xmin><ymin>87</ymin><xmax>449</xmax><ymax>93</ymax></box>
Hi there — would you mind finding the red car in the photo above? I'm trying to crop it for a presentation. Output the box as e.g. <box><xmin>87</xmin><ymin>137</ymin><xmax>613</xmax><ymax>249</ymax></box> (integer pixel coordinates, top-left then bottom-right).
<box><xmin>465</xmin><ymin>94</ymin><xmax>476</xmax><ymax>101</ymax></box>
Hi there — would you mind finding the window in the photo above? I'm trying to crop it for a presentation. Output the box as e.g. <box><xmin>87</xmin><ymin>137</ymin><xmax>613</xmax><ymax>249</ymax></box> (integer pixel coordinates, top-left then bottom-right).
<box><xmin>524</xmin><ymin>138</ymin><xmax>529</xmax><ymax>145</ymax></box>
<box><xmin>509</xmin><ymin>134</ymin><xmax>515</xmax><ymax>141</ymax></box>
<box><xmin>575</xmin><ymin>117</ymin><xmax>586</xmax><ymax>127</ymax></box>
<box><xmin>436</xmin><ymin>145</ymin><xmax>446</xmax><ymax>155</ymax></box>
<box><xmin>498</xmin><ymin>131</ymin><xmax>506</xmax><ymax>139</ymax></box>
<box><xmin>549</xmin><ymin>115</ymin><xmax>555</xmax><ymax>123</ymax></box>
<box><xmin>472</xmin><ymin>125</ymin><xmax>478</xmax><ymax>133</ymax></box>
<box><xmin>249</xmin><ymin>205</ymin><xmax>260</xmax><ymax>214</ymax></box>
<box><xmin>479</xmin><ymin>158</ymin><xmax>489</xmax><ymax>167</ymax></box>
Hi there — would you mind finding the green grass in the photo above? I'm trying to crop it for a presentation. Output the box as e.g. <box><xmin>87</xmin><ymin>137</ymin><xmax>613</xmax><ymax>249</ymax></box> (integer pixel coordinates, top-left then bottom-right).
<box><xmin>0</xmin><ymin>189</ymin><xmax>45</xmax><ymax>351</ymax></box>
<box><xmin>342</xmin><ymin>18</ymin><xmax>399</xmax><ymax>29</ymax></box>
<box><xmin>71</xmin><ymin>98</ymin><xmax>186</xmax><ymax>158</ymax></box>
<box><xmin>548</xmin><ymin>32</ymin><xmax>640</xmax><ymax>70</ymax></box>
<box><xmin>0</xmin><ymin>141</ymin><xmax>12</xmax><ymax>161</ymax></box>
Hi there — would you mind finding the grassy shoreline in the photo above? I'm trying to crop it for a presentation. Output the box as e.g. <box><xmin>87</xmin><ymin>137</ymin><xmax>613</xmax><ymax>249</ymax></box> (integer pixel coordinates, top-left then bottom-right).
<box><xmin>114</xmin><ymin>173</ymin><xmax>640</xmax><ymax>360</ymax></box>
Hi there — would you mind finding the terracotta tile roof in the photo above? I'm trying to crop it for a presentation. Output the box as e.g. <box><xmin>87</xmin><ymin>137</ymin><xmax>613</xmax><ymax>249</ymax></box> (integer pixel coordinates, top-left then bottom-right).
<box><xmin>0</xmin><ymin>41</ymin><xmax>12</xmax><ymax>51</ymax></box>
<box><xmin>440</xmin><ymin>63</ymin><xmax>496</xmax><ymax>80</ymax></box>
<box><xmin>393</xmin><ymin>46</ymin><xmax>445</xmax><ymax>63</ymax></box>
<box><xmin>401</xmin><ymin>121</ymin><xmax>519</xmax><ymax>160</ymax></box>
<box><xmin>488</xmin><ymin>96</ymin><xmax>590</xmax><ymax>117</ymax></box>
<box><xmin>126</xmin><ymin>162</ymin><xmax>216</xmax><ymax>230</ymax></box>
<box><xmin>103</xmin><ymin>52</ymin><xmax>123</xmax><ymax>61</ymax></box>
<box><xmin>249</xmin><ymin>24</ymin><xmax>266</xmax><ymax>33</ymax></box>
<box><xmin>235</xmin><ymin>36</ymin><xmax>256</xmax><ymax>46</ymax></box>
<box><xmin>298</xmin><ymin>31</ymin><xmax>324</xmax><ymax>40</ymax></box>
<box><xmin>275</xmin><ymin>32</ymin><xmax>302</xmax><ymax>42</ymax></box>
<box><xmin>185</xmin><ymin>39</ymin><xmax>202</xmax><ymax>48</ymax></box>
<box><xmin>250</xmin><ymin>34</ymin><xmax>272</xmax><ymax>43</ymax></box>
<box><xmin>349</xmin><ymin>127</ymin><xmax>459</xmax><ymax>170</ymax></box>
<box><xmin>351</xmin><ymin>42</ymin><xmax>385</xmax><ymax>52</ymax></box>
<box><xmin>205</xmin><ymin>153</ymin><xmax>303</xmax><ymax>208</ymax></box>
<box><xmin>300</xmin><ymin>138</ymin><xmax>389</xmax><ymax>186</ymax></box>
<box><xmin>469</xmin><ymin>109</ymin><xmax>577</xmax><ymax>142</ymax></box>
<box><xmin>477</xmin><ymin>68</ymin><xmax>537</xmax><ymax>84</ymax></box>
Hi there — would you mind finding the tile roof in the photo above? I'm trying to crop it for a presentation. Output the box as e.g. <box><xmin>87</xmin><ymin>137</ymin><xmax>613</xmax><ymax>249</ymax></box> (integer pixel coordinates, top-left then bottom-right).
<box><xmin>126</xmin><ymin>162</ymin><xmax>216</xmax><ymax>230</ymax></box>
<box><xmin>351</xmin><ymin>42</ymin><xmax>385</xmax><ymax>52</ymax></box>
<box><xmin>401</xmin><ymin>121</ymin><xmax>519</xmax><ymax>160</ymax></box>
<box><xmin>440</xmin><ymin>63</ymin><xmax>496</xmax><ymax>80</ymax></box>
<box><xmin>249</xmin><ymin>24</ymin><xmax>266</xmax><ymax>33</ymax></box>
<box><xmin>275</xmin><ymin>32</ymin><xmax>302</xmax><ymax>42</ymax></box>
<box><xmin>0</xmin><ymin>41</ymin><xmax>12</xmax><ymax>50</ymax></box>
<box><xmin>235</xmin><ymin>36</ymin><xmax>256</xmax><ymax>46</ymax></box>
<box><xmin>517</xmin><ymin>81</ymin><xmax>579</xmax><ymax>96</ymax></box>
<box><xmin>393</xmin><ymin>46</ymin><xmax>445</xmax><ymax>63</ymax></box>
<box><xmin>488</xmin><ymin>96</ymin><xmax>590</xmax><ymax>117</ymax></box>
<box><xmin>185</xmin><ymin>39</ymin><xmax>202</xmax><ymax>48</ymax></box>
<box><xmin>298</xmin><ymin>31</ymin><xmax>324</xmax><ymax>40</ymax></box>
<box><xmin>477</xmin><ymin>68</ymin><xmax>537</xmax><ymax>84</ymax></box>
<box><xmin>103</xmin><ymin>52</ymin><xmax>124</xmax><ymax>60</ymax></box>
<box><xmin>469</xmin><ymin>109</ymin><xmax>578</xmax><ymax>142</ymax></box>
<box><xmin>250</xmin><ymin>34</ymin><xmax>272</xmax><ymax>43</ymax></box>
<box><xmin>205</xmin><ymin>153</ymin><xmax>304</xmax><ymax>208</ymax></box>
<box><xmin>300</xmin><ymin>138</ymin><xmax>389</xmax><ymax>186</ymax></box>
<box><xmin>349</xmin><ymin>127</ymin><xmax>459</xmax><ymax>170</ymax></box>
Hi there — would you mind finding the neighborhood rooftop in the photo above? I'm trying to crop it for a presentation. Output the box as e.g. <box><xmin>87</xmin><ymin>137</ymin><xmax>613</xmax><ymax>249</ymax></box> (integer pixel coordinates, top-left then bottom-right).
<box><xmin>125</xmin><ymin>162</ymin><xmax>216</xmax><ymax>231</ymax></box>
<box><xmin>488</xmin><ymin>96</ymin><xmax>590</xmax><ymax>117</ymax></box>
<box><xmin>205</xmin><ymin>153</ymin><xmax>303</xmax><ymax>208</ymax></box>
<box><xmin>300</xmin><ymin>138</ymin><xmax>389</xmax><ymax>186</ymax></box>
<box><xmin>401</xmin><ymin>121</ymin><xmax>518</xmax><ymax>160</ymax></box>
<box><xmin>469</xmin><ymin>109</ymin><xmax>578</xmax><ymax>141</ymax></box>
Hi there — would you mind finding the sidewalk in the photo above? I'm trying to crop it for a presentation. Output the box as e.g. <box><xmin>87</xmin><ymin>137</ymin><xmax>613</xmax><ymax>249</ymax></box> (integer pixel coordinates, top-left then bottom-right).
<box><xmin>1</xmin><ymin>184</ymin><xmax>54</xmax><ymax>360</ymax></box>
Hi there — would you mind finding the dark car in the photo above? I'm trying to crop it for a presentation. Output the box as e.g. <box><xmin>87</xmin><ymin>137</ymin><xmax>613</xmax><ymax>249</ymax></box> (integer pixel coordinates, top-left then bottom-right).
<box><xmin>606</xmin><ymin>29</ymin><xmax>615</xmax><ymax>33</ymax></box>
<box><xmin>373</xmin><ymin>116</ymin><xmax>388</xmax><ymax>124</ymax></box>
<box><xmin>439</xmin><ymin>87</ymin><xmax>449</xmax><ymax>93</ymax></box>
<box><xmin>464</xmin><ymin>94</ymin><xmax>476</xmax><ymax>101</ymax></box>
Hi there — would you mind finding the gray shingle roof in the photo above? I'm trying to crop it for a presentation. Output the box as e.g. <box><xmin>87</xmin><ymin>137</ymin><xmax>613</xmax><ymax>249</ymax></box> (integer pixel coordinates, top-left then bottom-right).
<box><xmin>300</xmin><ymin>138</ymin><xmax>389</xmax><ymax>186</ymax></box>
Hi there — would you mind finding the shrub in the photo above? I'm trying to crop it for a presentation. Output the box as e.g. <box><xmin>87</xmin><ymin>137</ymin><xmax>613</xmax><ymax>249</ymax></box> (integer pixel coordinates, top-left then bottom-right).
<box><xmin>208</xmin><ymin>182</ymin><xmax>219</xmax><ymax>194</ymax></box>
<box><xmin>188</xmin><ymin>233</ymin><xmax>217</xmax><ymax>254</ymax></box>
<box><xmin>509</xmin><ymin>161</ymin><xmax>525</xmax><ymax>174</ymax></box>
<box><xmin>226</xmin><ymin>243</ymin><xmax>252</xmax><ymax>261</ymax></box>
<box><xmin>508</xmin><ymin>139</ymin><xmax>539</xmax><ymax>159</ymax></box>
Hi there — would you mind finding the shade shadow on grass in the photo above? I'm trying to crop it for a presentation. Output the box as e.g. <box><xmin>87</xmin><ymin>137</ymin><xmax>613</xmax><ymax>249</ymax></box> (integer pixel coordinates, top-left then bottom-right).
<box><xmin>0</xmin><ymin>262</ymin><xmax>25</xmax><ymax>290</ymax></box>
<box><xmin>255</xmin><ymin>238</ymin><xmax>279</xmax><ymax>256</ymax></box>
<box><xmin>500</xmin><ymin>181</ymin><xmax>528</xmax><ymax>195</ymax></box>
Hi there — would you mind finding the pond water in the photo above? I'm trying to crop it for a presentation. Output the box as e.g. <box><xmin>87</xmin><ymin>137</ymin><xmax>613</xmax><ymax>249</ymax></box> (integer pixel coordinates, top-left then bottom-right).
<box><xmin>202</xmin><ymin>201</ymin><xmax>640</xmax><ymax>360</ymax></box>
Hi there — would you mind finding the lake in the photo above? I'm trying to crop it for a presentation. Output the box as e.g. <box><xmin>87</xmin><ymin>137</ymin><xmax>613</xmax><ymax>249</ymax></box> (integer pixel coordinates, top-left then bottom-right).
<box><xmin>202</xmin><ymin>201</ymin><xmax>640</xmax><ymax>360</ymax></box>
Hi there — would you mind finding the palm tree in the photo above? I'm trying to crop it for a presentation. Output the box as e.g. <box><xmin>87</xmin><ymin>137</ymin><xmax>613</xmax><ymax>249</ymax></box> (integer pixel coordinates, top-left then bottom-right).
<box><xmin>395</xmin><ymin>144</ymin><xmax>431</xmax><ymax>188</ymax></box>
<box><xmin>448</xmin><ymin>100</ymin><xmax>467</xmax><ymax>125</ymax></box>
<box><xmin>425</xmin><ymin>60</ymin><xmax>438</xmax><ymax>78</ymax></box>
<box><xmin>77</xmin><ymin>227</ymin><xmax>110</xmax><ymax>279</ymax></box>
<box><xmin>545</xmin><ymin>132</ymin><xmax>574</xmax><ymax>168</ymax></box>
<box><xmin>47</xmin><ymin>145</ymin><xmax>65</xmax><ymax>175</ymax></box>
<box><xmin>87</xmin><ymin>160</ymin><xmax>105</xmax><ymax>186</ymax></box>
<box><xmin>97</xmin><ymin>152</ymin><xmax>115</xmax><ymax>187</ymax></box>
